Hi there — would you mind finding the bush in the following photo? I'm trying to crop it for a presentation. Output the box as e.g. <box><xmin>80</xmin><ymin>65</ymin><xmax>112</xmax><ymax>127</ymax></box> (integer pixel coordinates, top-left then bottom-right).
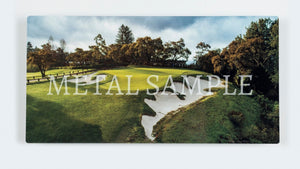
<box><xmin>27</xmin><ymin>63</ymin><xmax>39</xmax><ymax>72</ymax></box>
<box><xmin>228</xmin><ymin>111</ymin><xmax>245</xmax><ymax>127</ymax></box>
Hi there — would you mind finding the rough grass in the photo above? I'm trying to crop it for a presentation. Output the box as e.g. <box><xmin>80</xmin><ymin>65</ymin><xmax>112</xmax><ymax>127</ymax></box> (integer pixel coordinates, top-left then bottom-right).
<box><xmin>153</xmin><ymin>85</ymin><xmax>262</xmax><ymax>143</ymax></box>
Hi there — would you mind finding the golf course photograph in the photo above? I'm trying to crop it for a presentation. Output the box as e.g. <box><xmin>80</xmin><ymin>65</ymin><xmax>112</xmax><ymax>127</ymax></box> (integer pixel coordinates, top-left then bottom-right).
<box><xmin>26</xmin><ymin>16</ymin><xmax>279</xmax><ymax>143</ymax></box>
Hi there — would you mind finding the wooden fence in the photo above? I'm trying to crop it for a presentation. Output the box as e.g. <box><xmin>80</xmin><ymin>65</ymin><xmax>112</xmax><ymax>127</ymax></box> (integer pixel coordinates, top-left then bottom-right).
<box><xmin>26</xmin><ymin>70</ymin><xmax>95</xmax><ymax>84</ymax></box>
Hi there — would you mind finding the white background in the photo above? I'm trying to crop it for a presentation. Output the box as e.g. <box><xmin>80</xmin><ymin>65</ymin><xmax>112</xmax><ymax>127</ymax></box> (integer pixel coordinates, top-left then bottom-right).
<box><xmin>0</xmin><ymin>0</ymin><xmax>299</xmax><ymax>168</ymax></box>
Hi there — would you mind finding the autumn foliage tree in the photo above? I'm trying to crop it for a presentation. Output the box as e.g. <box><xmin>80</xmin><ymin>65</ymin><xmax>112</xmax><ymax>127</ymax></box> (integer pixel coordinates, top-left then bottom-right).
<box><xmin>197</xmin><ymin>49</ymin><xmax>220</xmax><ymax>73</ymax></box>
<box><xmin>131</xmin><ymin>37</ymin><xmax>164</xmax><ymax>65</ymax></box>
<box><xmin>107</xmin><ymin>44</ymin><xmax>123</xmax><ymax>65</ymax></box>
<box><xmin>66</xmin><ymin>48</ymin><xmax>91</xmax><ymax>67</ymax></box>
<box><xmin>27</xmin><ymin>43</ymin><xmax>55</xmax><ymax>77</ymax></box>
<box><xmin>195</xmin><ymin>18</ymin><xmax>279</xmax><ymax>100</ymax></box>
<box><xmin>107</xmin><ymin>36</ymin><xmax>164</xmax><ymax>65</ymax></box>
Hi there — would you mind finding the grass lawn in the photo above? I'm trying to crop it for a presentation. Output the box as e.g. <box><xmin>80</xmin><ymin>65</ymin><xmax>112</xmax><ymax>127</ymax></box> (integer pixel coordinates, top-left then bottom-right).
<box><xmin>26</xmin><ymin>66</ymin><xmax>208</xmax><ymax>143</ymax></box>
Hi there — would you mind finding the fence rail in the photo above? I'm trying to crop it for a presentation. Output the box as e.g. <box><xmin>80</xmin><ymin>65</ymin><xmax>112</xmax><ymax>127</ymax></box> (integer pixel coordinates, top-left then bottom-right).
<box><xmin>26</xmin><ymin>70</ymin><xmax>95</xmax><ymax>84</ymax></box>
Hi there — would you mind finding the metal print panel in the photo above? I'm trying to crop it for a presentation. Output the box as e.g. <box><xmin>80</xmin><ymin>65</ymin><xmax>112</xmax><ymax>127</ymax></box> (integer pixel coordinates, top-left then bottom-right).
<box><xmin>26</xmin><ymin>16</ymin><xmax>279</xmax><ymax>143</ymax></box>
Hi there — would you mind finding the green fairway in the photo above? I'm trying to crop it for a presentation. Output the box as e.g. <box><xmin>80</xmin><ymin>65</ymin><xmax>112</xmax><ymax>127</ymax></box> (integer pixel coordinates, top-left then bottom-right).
<box><xmin>91</xmin><ymin>66</ymin><xmax>208</xmax><ymax>91</ymax></box>
<box><xmin>26</xmin><ymin>66</ymin><xmax>208</xmax><ymax>143</ymax></box>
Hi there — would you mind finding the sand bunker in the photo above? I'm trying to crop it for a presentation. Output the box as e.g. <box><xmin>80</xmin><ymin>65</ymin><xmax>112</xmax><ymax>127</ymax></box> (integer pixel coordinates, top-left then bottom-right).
<box><xmin>141</xmin><ymin>76</ymin><xmax>225</xmax><ymax>141</ymax></box>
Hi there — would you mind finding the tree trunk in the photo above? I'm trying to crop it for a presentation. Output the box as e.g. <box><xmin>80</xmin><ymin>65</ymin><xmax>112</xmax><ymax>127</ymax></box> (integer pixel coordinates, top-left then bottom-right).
<box><xmin>41</xmin><ymin>70</ymin><xmax>45</xmax><ymax>77</ymax></box>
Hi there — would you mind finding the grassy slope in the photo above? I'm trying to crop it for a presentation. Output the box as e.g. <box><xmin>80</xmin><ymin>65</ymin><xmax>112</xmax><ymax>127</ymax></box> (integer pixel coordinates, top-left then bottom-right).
<box><xmin>26</xmin><ymin>66</ymin><xmax>207</xmax><ymax>143</ymax></box>
<box><xmin>153</xmin><ymin>85</ymin><xmax>262</xmax><ymax>143</ymax></box>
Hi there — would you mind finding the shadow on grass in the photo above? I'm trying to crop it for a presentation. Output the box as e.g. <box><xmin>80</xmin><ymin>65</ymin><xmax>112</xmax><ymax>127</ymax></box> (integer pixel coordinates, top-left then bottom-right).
<box><xmin>26</xmin><ymin>95</ymin><xmax>103</xmax><ymax>143</ymax></box>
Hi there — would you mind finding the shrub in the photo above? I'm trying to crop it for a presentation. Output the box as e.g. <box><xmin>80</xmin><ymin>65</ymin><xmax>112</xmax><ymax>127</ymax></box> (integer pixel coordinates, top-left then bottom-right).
<box><xmin>228</xmin><ymin>111</ymin><xmax>245</xmax><ymax>127</ymax></box>
<box><xmin>27</xmin><ymin>63</ymin><xmax>39</xmax><ymax>72</ymax></box>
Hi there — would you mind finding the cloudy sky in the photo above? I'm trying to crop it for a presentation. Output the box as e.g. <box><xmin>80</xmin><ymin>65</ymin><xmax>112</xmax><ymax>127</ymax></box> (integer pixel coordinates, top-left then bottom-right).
<box><xmin>27</xmin><ymin>16</ymin><xmax>277</xmax><ymax>63</ymax></box>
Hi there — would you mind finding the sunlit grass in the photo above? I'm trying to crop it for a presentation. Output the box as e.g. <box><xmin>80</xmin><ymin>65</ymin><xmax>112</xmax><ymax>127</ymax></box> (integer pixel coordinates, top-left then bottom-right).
<box><xmin>92</xmin><ymin>67</ymin><xmax>208</xmax><ymax>91</ymax></box>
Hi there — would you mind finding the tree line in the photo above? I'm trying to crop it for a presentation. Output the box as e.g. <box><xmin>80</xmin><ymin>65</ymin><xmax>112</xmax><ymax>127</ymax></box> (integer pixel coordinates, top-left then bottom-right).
<box><xmin>27</xmin><ymin>24</ymin><xmax>191</xmax><ymax>77</ymax></box>
<box><xmin>193</xmin><ymin>18</ymin><xmax>278</xmax><ymax>100</ymax></box>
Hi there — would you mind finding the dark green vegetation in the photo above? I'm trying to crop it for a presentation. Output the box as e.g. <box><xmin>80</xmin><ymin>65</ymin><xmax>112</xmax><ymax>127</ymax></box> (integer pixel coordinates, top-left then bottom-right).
<box><xmin>153</xmin><ymin>85</ymin><xmax>279</xmax><ymax>143</ymax></box>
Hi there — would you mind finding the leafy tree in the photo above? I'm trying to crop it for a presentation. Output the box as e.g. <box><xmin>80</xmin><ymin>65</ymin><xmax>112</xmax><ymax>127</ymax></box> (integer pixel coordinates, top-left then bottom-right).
<box><xmin>27</xmin><ymin>43</ymin><xmax>55</xmax><ymax>77</ymax></box>
<box><xmin>211</xmin><ymin>47</ymin><xmax>237</xmax><ymax>81</ymax></box>
<box><xmin>108</xmin><ymin>36</ymin><xmax>164</xmax><ymax>66</ymax></box>
<box><xmin>54</xmin><ymin>47</ymin><xmax>67</xmax><ymax>66</ymax></box>
<box><xmin>244</xmin><ymin>18</ymin><xmax>278</xmax><ymax>74</ymax></box>
<box><xmin>194</xmin><ymin>42</ymin><xmax>211</xmax><ymax>65</ymax></box>
<box><xmin>107</xmin><ymin>44</ymin><xmax>122</xmax><ymax>64</ymax></box>
<box><xmin>131</xmin><ymin>37</ymin><xmax>164</xmax><ymax>65</ymax></box>
<box><xmin>229</xmin><ymin>37</ymin><xmax>273</xmax><ymax>94</ymax></box>
<box><xmin>88</xmin><ymin>45</ymin><xmax>101</xmax><ymax>65</ymax></box>
<box><xmin>94</xmin><ymin>34</ymin><xmax>109</xmax><ymax>56</ymax></box>
<box><xmin>90</xmin><ymin>34</ymin><xmax>109</xmax><ymax>65</ymax></box>
<box><xmin>269</xmin><ymin>19</ymin><xmax>279</xmax><ymax>89</ymax></box>
<box><xmin>198</xmin><ymin>49</ymin><xmax>220</xmax><ymax>73</ymax></box>
<box><xmin>66</xmin><ymin>48</ymin><xmax>88</xmax><ymax>67</ymax></box>
<box><xmin>163</xmin><ymin>38</ymin><xmax>191</xmax><ymax>66</ymax></box>
<box><xmin>206</xmin><ymin>18</ymin><xmax>278</xmax><ymax>99</ymax></box>
<box><xmin>107</xmin><ymin>43</ymin><xmax>131</xmax><ymax>65</ymax></box>
<box><xmin>116</xmin><ymin>24</ymin><xmax>134</xmax><ymax>45</ymax></box>
<box><xmin>244</xmin><ymin>18</ymin><xmax>273</xmax><ymax>43</ymax></box>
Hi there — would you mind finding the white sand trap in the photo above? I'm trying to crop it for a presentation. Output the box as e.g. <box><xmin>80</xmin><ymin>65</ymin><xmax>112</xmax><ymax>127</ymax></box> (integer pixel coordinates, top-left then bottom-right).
<box><xmin>67</xmin><ymin>72</ymin><xmax>105</xmax><ymax>85</ymax></box>
<box><xmin>141</xmin><ymin>76</ymin><xmax>225</xmax><ymax>141</ymax></box>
